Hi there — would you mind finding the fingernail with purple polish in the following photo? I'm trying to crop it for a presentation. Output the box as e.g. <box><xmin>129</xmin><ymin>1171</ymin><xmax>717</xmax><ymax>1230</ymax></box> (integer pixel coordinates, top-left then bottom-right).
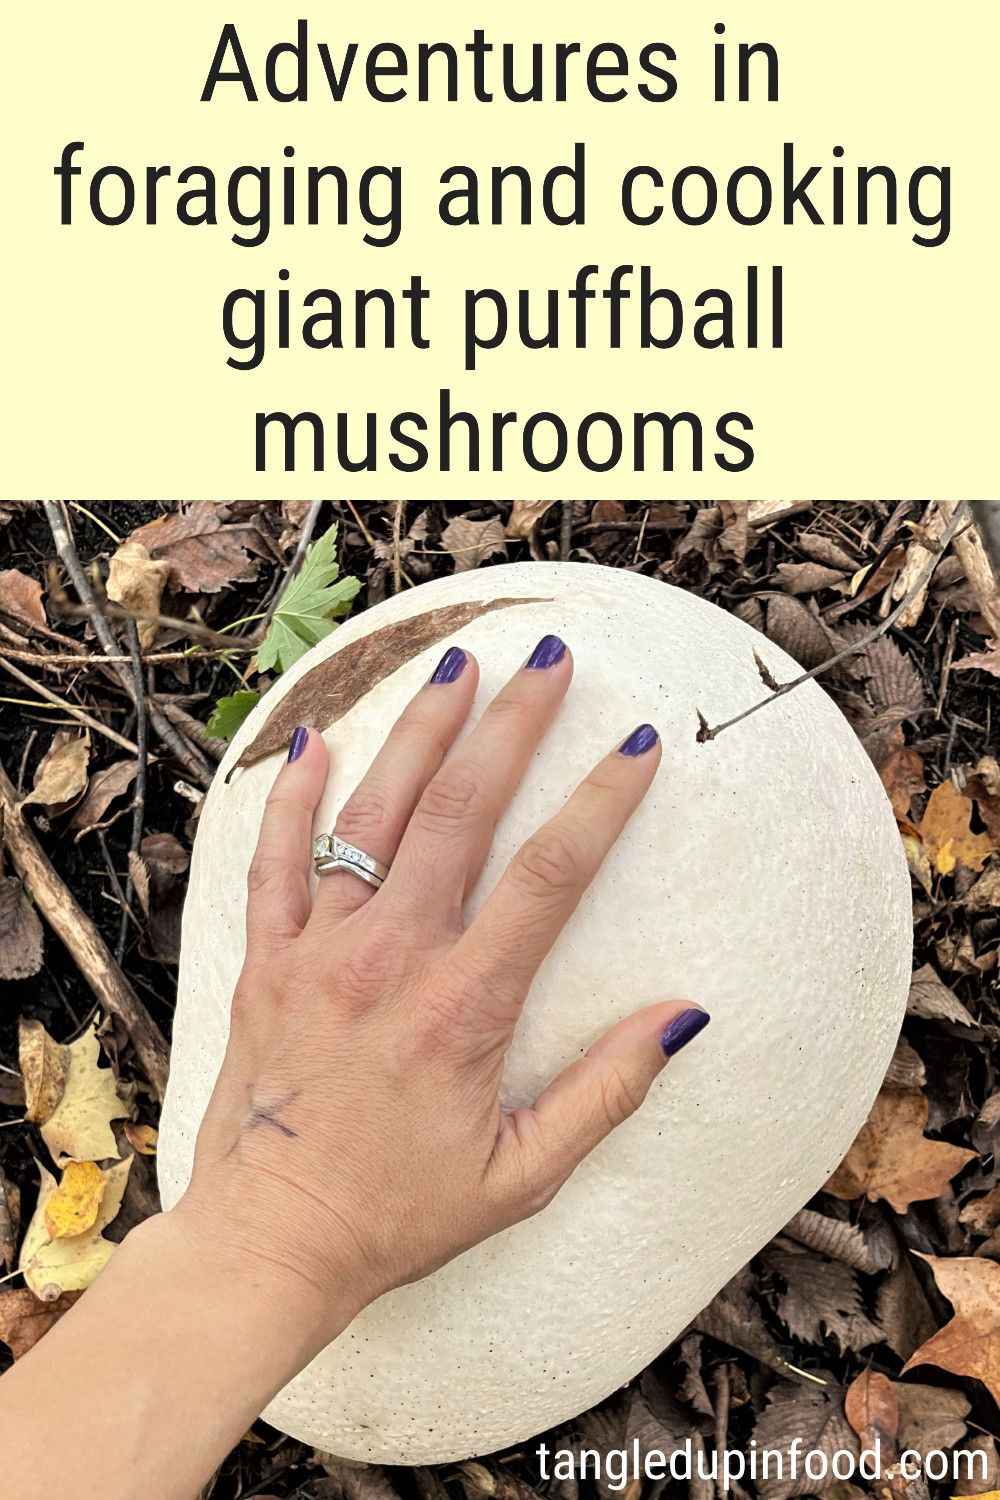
<box><xmin>661</xmin><ymin>1009</ymin><xmax>710</xmax><ymax>1058</ymax></box>
<box><xmin>287</xmin><ymin>726</ymin><xmax>308</xmax><ymax>763</ymax></box>
<box><xmin>525</xmin><ymin>634</ymin><xmax>567</xmax><ymax>670</ymax></box>
<box><xmin>619</xmin><ymin>723</ymin><xmax>659</xmax><ymax>757</ymax></box>
<box><xmin>429</xmin><ymin>646</ymin><xmax>467</xmax><ymax>685</ymax></box>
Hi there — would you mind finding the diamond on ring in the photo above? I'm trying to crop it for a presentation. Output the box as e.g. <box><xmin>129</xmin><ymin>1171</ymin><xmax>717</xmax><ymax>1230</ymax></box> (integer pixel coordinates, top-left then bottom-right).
<box><xmin>312</xmin><ymin>833</ymin><xmax>390</xmax><ymax>890</ymax></box>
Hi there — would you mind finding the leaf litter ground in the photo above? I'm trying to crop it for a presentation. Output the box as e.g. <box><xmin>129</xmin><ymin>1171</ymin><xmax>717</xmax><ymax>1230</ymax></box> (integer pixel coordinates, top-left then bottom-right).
<box><xmin>0</xmin><ymin>500</ymin><xmax>998</xmax><ymax>1500</ymax></box>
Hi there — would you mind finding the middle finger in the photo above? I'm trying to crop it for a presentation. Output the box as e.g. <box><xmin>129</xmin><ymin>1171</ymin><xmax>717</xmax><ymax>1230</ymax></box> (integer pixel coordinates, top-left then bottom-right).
<box><xmin>386</xmin><ymin>635</ymin><xmax>573</xmax><ymax>928</ymax></box>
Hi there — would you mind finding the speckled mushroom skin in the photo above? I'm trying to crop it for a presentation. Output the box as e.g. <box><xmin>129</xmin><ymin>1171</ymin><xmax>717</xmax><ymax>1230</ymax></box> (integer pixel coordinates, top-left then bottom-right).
<box><xmin>158</xmin><ymin>563</ymin><xmax>911</xmax><ymax>1463</ymax></box>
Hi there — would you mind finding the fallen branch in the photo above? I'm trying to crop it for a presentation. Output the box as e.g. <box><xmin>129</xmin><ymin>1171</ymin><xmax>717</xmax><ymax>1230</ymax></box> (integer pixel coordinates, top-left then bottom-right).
<box><xmin>43</xmin><ymin>501</ymin><xmax>213</xmax><ymax>789</ymax></box>
<box><xmin>697</xmin><ymin>503</ymin><xmax>969</xmax><ymax>742</ymax></box>
<box><xmin>0</xmin><ymin>758</ymin><xmax>169</xmax><ymax>1098</ymax></box>
<box><xmin>0</xmin><ymin>654</ymin><xmax>146</xmax><ymax>758</ymax></box>
<box><xmin>117</xmin><ymin>618</ymin><xmax>147</xmax><ymax>963</ymax></box>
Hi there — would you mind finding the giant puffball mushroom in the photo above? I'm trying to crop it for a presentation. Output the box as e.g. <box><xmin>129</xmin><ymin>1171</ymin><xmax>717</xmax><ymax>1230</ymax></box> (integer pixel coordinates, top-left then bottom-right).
<box><xmin>158</xmin><ymin>562</ymin><xmax>911</xmax><ymax>1463</ymax></box>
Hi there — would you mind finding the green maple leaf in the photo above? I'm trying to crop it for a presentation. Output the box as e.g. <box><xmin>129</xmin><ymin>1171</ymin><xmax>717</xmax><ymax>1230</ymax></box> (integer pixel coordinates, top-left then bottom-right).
<box><xmin>256</xmin><ymin>524</ymin><xmax>360</xmax><ymax>675</ymax></box>
<box><xmin>206</xmin><ymin>690</ymin><xmax>261</xmax><ymax>741</ymax></box>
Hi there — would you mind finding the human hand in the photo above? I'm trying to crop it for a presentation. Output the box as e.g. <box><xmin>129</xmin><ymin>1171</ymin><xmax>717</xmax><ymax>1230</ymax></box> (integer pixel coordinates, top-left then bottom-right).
<box><xmin>174</xmin><ymin>636</ymin><xmax>708</xmax><ymax>1334</ymax></box>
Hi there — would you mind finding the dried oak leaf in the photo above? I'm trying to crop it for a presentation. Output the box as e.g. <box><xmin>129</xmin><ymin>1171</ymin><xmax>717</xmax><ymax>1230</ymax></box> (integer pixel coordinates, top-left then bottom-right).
<box><xmin>21</xmin><ymin>731</ymin><xmax>90</xmax><ymax>812</ymax></box>
<box><xmin>0</xmin><ymin>1288</ymin><xmax>81</xmax><ymax>1359</ymax></box>
<box><xmin>19</xmin><ymin>1155</ymin><xmax>132</xmax><ymax>1298</ymax></box>
<box><xmin>826</xmin><ymin>1089</ymin><xmax>976</xmax><ymax>1213</ymax></box>
<box><xmin>231</xmin><ymin>597</ymin><xmax>547</xmax><ymax>774</ymax></box>
<box><xmin>767</xmin><ymin>1245</ymin><xmax>882</xmax><ymax>1350</ymax></box>
<box><xmin>0</xmin><ymin>875</ymin><xmax>43</xmax><ymax>979</ymax></box>
<box><xmin>44</xmin><ymin>1159</ymin><xmax>107</xmax><ymax>1240</ymax></box>
<box><xmin>105</xmin><ymin>538</ymin><xmax>171</xmax><ymax>648</ymax></box>
<box><xmin>131</xmin><ymin>501</ymin><xmax>275</xmax><ymax>593</ymax></box>
<box><xmin>845</xmin><ymin>1368</ymin><xmax>899</xmax><ymax>1456</ymax></box>
<box><xmin>68</xmin><ymin>757</ymin><xmax>138</xmax><ymax>839</ymax></box>
<box><xmin>907</xmin><ymin>964</ymin><xmax>976</xmax><ymax>1028</ymax></box>
<box><xmin>19</xmin><ymin>1022</ymin><xmax>125</xmax><ymax>1165</ymax></box>
<box><xmin>880</xmin><ymin>746</ymin><xmax>927</xmax><ymax>821</ymax></box>
<box><xmin>903</xmin><ymin>1255</ymin><xmax>1000</xmax><ymax>1407</ymax></box>
<box><xmin>442</xmin><ymin>515</ymin><xmax>508</xmax><ymax>572</ymax></box>
<box><xmin>0</xmin><ymin>568</ymin><xmax>46</xmax><ymax>630</ymax></box>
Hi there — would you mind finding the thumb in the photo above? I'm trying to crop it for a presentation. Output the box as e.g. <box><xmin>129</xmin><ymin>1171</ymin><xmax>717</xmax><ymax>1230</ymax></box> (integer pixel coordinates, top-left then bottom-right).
<box><xmin>489</xmin><ymin>1001</ymin><xmax>710</xmax><ymax>1215</ymax></box>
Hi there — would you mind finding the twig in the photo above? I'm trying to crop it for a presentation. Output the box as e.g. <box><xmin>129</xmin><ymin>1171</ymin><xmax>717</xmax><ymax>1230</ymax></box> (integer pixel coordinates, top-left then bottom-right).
<box><xmin>117</xmin><ymin>619</ymin><xmax>147</xmax><ymax>963</ymax></box>
<box><xmin>391</xmin><ymin>500</ymin><xmax>405</xmax><ymax>594</ymax></box>
<box><xmin>43</xmin><ymin>502</ymin><xmax>213</xmax><ymax>789</ymax></box>
<box><xmin>559</xmin><ymin>500</ymin><xmax>573</xmax><ymax>560</ymax></box>
<box><xmin>0</xmin><ymin>757</ymin><xmax>169</xmax><ymax>1096</ymax></box>
<box><xmin>713</xmin><ymin>1364</ymin><xmax>731</xmax><ymax>1499</ymax></box>
<box><xmin>16</xmin><ymin>729</ymin><xmax>38</xmax><ymax>794</ymax></box>
<box><xmin>0</xmin><ymin>647</ymin><xmax>232</xmax><ymax>669</ymax></box>
<box><xmin>0</xmin><ymin>655</ymin><xmax>146</xmax><ymax>757</ymax></box>
<box><xmin>698</xmin><ymin>504</ymin><xmax>970</xmax><ymax>742</ymax></box>
<box><xmin>260</xmin><ymin>499</ymin><xmax>325</xmax><ymax>635</ymax></box>
<box><xmin>153</xmin><ymin>699</ymin><xmax>227</xmax><ymax>763</ymax></box>
<box><xmin>97</xmin><ymin>830</ymin><xmax>141</xmax><ymax>935</ymax></box>
<box><xmin>939</xmin><ymin>500</ymin><xmax>1000</xmax><ymax>639</ymax></box>
<box><xmin>54</xmin><ymin>599</ymin><xmax>257</xmax><ymax>652</ymax></box>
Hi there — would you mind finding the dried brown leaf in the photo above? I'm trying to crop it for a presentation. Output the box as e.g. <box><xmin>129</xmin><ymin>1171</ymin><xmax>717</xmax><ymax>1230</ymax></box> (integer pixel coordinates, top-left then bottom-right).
<box><xmin>826</xmin><ymin>1089</ymin><xmax>976</xmax><ymax>1212</ymax></box>
<box><xmin>774</xmin><ymin>561</ymin><xmax>847</xmax><ymax>595</ymax></box>
<box><xmin>0</xmin><ymin>1166</ymin><xmax>20</xmax><ymax>1272</ymax></box>
<box><xmin>133</xmin><ymin>832</ymin><xmax>189</xmax><ymax>963</ymax></box>
<box><xmin>965</xmin><ymin>756</ymin><xmax>1000</xmax><ymax>842</ymax></box>
<box><xmin>856</xmin><ymin>633</ymin><xmax>925</xmax><ymax>720</ymax></box>
<box><xmin>0</xmin><ymin>569</ymin><xmax>46</xmax><ymax>630</ymax></box>
<box><xmin>880</xmin><ymin>747</ymin><xmax>927</xmax><ymax>820</ymax></box>
<box><xmin>783</xmin><ymin>1209</ymin><xmax>893</xmax><ymax>1274</ymax></box>
<box><xmin>232</xmin><ymin>597</ymin><xmax>546</xmax><ymax>774</ymax></box>
<box><xmin>442</xmin><ymin>515</ymin><xmax>508</xmax><ymax>572</ymax></box>
<box><xmin>105</xmin><ymin>539</ymin><xmax>171</xmax><ymax>649</ymax></box>
<box><xmin>903</xmin><ymin>1255</ymin><xmax>1000</xmax><ymax>1408</ymax></box>
<box><xmin>68</xmin><ymin>758</ymin><xmax>138</xmax><ymax>838</ymax></box>
<box><xmin>131</xmin><ymin>501</ymin><xmax>274</xmax><ymax>593</ymax></box>
<box><xmin>21</xmin><ymin>731</ymin><xmax>90</xmax><ymax>812</ymax></box>
<box><xmin>877</xmin><ymin>1252</ymin><xmax>938</xmax><ymax>1361</ymax></box>
<box><xmin>0</xmin><ymin>1288</ymin><xmax>81</xmax><ymax>1359</ymax></box>
<box><xmin>797</xmin><ymin>534</ymin><xmax>859</xmax><ymax>571</ymax></box>
<box><xmin>953</xmin><ymin>645</ymin><xmax>1000</xmax><ymax>680</ymax></box>
<box><xmin>753</xmin><ymin>1385</ymin><xmax>859</xmax><ymax>1500</ymax></box>
<box><xmin>894</xmin><ymin>1382</ymin><xmax>969</xmax><ymax>1459</ymax></box>
<box><xmin>765</xmin><ymin>594</ymin><xmax>833</xmax><ymax>670</ymax></box>
<box><xmin>767</xmin><ymin>1245</ymin><xmax>882</xmax><ymax>1350</ymax></box>
<box><xmin>959</xmin><ymin>1186</ymin><xmax>1000</xmax><ymax>1238</ymax></box>
<box><xmin>692</xmin><ymin>1269</ymin><xmax>804</xmax><ymax>1381</ymax></box>
<box><xmin>505</xmin><ymin>501</ymin><xmax>558</xmax><ymax>539</ymax></box>
<box><xmin>845</xmin><ymin>1368</ymin><xmax>899</xmax><ymax>1455</ymax></box>
<box><xmin>961</xmin><ymin>862</ymin><xmax>1000</xmax><ymax>912</ymax></box>
<box><xmin>884</xmin><ymin>1035</ymin><xmax>927</xmax><ymax>1091</ymax></box>
<box><xmin>0</xmin><ymin>875</ymin><xmax>43</xmax><ymax>979</ymax></box>
<box><xmin>907</xmin><ymin>964</ymin><xmax>976</xmax><ymax>1027</ymax></box>
<box><xmin>19</xmin><ymin>1018</ymin><xmax>70</xmax><ymax>1125</ymax></box>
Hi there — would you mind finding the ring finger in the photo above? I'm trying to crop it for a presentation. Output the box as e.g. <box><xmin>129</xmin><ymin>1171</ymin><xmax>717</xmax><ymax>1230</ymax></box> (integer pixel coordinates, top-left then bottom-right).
<box><xmin>309</xmin><ymin>645</ymin><xmax>479</xmax><ymax>926</ymax></box>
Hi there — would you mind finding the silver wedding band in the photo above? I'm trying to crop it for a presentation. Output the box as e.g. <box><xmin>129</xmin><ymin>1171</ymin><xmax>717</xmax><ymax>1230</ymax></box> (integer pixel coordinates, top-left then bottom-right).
<box><xmin>312</xmin><ymin>833</ymin><xmax>390</xmax><ymax>890</ymax></box>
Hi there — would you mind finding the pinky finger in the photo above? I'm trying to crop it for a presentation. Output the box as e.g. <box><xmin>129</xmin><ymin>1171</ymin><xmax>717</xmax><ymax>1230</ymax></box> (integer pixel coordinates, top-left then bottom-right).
<box><xmin>489</xmin><ymin>1001</ymin><xmax>710</xmax><ymax>1214</ymax></box>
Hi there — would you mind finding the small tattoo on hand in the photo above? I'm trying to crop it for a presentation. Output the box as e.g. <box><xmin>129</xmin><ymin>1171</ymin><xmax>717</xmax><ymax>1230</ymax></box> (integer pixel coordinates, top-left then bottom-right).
<box><xmin>244</xmin><ymin>1090</ymin><xmax>300</xmax><ymax>1141</ymax></box>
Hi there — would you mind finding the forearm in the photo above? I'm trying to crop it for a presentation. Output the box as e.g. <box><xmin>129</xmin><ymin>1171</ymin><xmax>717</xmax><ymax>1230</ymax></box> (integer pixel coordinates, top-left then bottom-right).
<box><xmin>0</xmin><ymin>1208</ymin><xmax>361</xmax><ymax>1500</ymax></box>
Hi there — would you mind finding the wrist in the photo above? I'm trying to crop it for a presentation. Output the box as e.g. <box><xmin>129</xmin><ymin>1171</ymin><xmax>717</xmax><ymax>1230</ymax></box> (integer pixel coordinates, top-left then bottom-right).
<box><xmin>129</xmin><ymin>1197</ymin><xmax>366</xmax><ymax>1375</ymax></box>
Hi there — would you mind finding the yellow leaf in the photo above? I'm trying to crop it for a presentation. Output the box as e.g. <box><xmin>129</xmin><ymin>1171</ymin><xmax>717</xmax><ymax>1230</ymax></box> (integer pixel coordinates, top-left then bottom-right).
<box><xmin>918</xmin><ymin>782</ymin><xmax>996</xmax><ymax>875</ymax></box>
<box><xmin>19</xmin><ymin>1156</ymin><xmax>132</xmax><ymax>1297</ymax></box>
<box><xmin>18</xmin><ymin>1018</ymin><xmax>69</xmax><ymax>1126</ymax></box>
<box><xmin>952</xmin><ymin>1493</ymin><xmax>1000</xmax><ymax>1500</ymax></box>
<box><xmin>43</xmin><ymin>1161</ymin><xmax>107</xmax><ymax>1240</ymax></box>
<box><xmin>39</xmin><ymin>1026</ymin><xmax>125</xmax><ymax>1165</ymax></box>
